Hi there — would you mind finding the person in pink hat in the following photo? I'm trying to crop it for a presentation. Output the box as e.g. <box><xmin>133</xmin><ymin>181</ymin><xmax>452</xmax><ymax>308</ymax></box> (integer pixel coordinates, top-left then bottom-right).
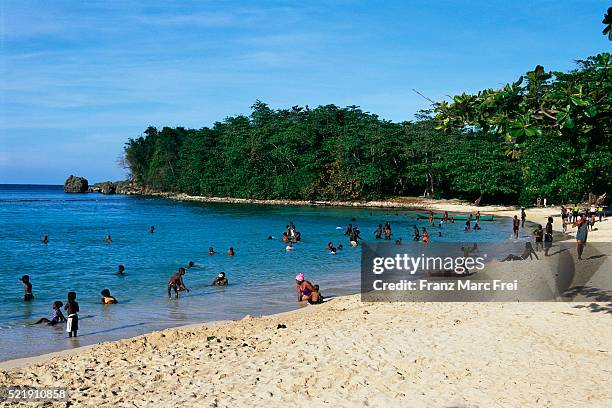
<box><xmin>295</xmin><ymin>273</ymin><xmax>322</xmax><ymax>304</ymax></box>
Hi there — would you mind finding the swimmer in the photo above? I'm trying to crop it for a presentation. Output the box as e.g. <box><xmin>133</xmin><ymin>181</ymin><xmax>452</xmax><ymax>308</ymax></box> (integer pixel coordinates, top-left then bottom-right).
<box><xmin>413</xmin><ymin>225</ymin><xmax>420</xmax><ymax>241</ymax></box>
<box><xmin>438</xmin><ymin>231</ymin><xmax>442</xmax><ymax>237</ymax></box>
<box><xmin>212</xmin><ymin>272</ymin><xmax>228</xmax><ymax>286</ymax></box>
<box><xmin>422</xmin><ymin>227</ymin><xmax>429</xmax><ymax>243</ymax></box>
<box><xmin>395</xmin><ymin>238</ymin><xmax>402</xmax><ymax>245</ymax></box>
<box><xmin>167</xmin><ymin>267</ymin><xmax>189</xmax><ymax>299</ymax></box>
<box><xmin>209</xmin><ymin>247</ymin><xmax>216</xmax><ymax>255</ymax></box>
<box><xmin>267</xmin><ymin>235</ymin><xmax>274</xmax><ymax>240</ymax></box>
<box><xmin>117</xmin><ymin>264</ymin><xmax>125</xmax><ymax>275</ymax></box>
<box><xmin>286</xmin><ymin>242</ymin><xmax>294</xmax><ymax>251</ymax></box>
<box><xmin>35</xmin><ymin>301</ymin><xmax>66</xmax><ymax>325</ymax></box>
<box><xmin>105</xmin><ymin>233</ymin><xmax>112</xmax><ymax>243</ymax></box>
<box><xmin>337</xmin><ymin>244</ymin><xmax>343</xmax><ymax>250</ymax></box>
<box><xmin>150</xmin><ymin>226</ymin><xmax>155</xmax><ymax>233</ymax></box>
<box><xmin>227</xmin><ymin>247</ymin><xmax>235</xmax><ymax>256</ymax></box>
<box><xmin>20</xmin><ymin>275</ymin><xmax>34</xmax><ymax>301</ymax></box>
<box><xmin>188</xmin><ymin>261</ymin><xmax>195</xmax><ymax>268</ymax></box>
<box><xmin>474</xmin><ymin>222</ymin><xmax>481</xmax><ymax>231</ymax></box>
<box><xmin>42</xmin><ymin>235</ymin><xmax>49</xmax><ymax>244</ymax></box>
<box><xmin>100</xmin><ymin>289</ymin><xmax>118</xmax><ymax>304</ymax></box>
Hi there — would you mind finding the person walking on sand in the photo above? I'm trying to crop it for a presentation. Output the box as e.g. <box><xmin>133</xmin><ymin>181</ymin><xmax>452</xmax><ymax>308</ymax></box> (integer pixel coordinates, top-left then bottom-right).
<box><xmin>575</xmin><ymin>214</ymin><xmax>589</xmax><ymax>260</ymax></box>
<box><xmin>544</xmin><ymin>217</ymin><xmax>554</xmax><ymax>256</ymax></box>
<box><xmin>512</xmin><ymin>215</ymin><xmax>520</xmax><ymax>239</ymax></box>
<box><xmin>167</xmin><ymin>267</ymin><xmax>189</xmax><ymax>299</ymax></box>
<box><xmin>520</xmin><ymin>208</ymin><xmax>527</xmax><ymax>228</ymax></box>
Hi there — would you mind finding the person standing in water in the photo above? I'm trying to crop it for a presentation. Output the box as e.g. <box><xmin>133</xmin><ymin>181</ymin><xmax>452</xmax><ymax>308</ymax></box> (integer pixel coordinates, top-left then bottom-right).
<box><xmin>227</xmin><ymin>247</ymin><xmax>235</xmax><ymax>256</ymax></box>
<box><xmin>212</xmin><ymin>272</ymin><xmax>228</xmax><ymax>286</ymax></box>
<box><xmin>167</xmin><ymin>267</ymin><xmax>189</xmax><ymax>299</ymax></box>
<box><xmin>42</xmin><ymin>235</ymin><xmax>49</xmax><ymax>244</ymax></box>
<box><xmin>520</xmin><ymin>208</ymin><xmax>526</xmax><ymax>228</ymax></box>
<box><xmin>105</xmin><ymin>233</ymin><xmax>112</xmax><ymax>243</ymax></box>
<box><xmin>374</xmin><ymin>224</ymin><xmax>383</xmax><ymax>239</ymax></box>
<box><xmin>413</xmin><ymin>225</ymin><xmax>420</xmax><ymax>241</ymax></box>
<box><xmin>65</xmin><ymin>291</ymin><xmax>79</xmax><ymax>337</ymax></box>
<box><xmin>150</xmin><ymin>226</ymin><xmax>155</xmax><ymax>233</ymax></box>
<box><xmin>116</xmin><ymin>264</ymin><xmax>125</xmax><ymax>275</ymax></box>
<box><xmin>384</xmin><ymin>222</ymin><xmax>392</xmax><ymax>240</ymax></box>
<box><xmin>20</xmin><ymin>275</ymin><xmax>34</xmax><ymax>301</ymax></box>
<box><xmin>512</xmin><ymin>215</ymin><xmax>520</xmax><ymax>239</ymax></box>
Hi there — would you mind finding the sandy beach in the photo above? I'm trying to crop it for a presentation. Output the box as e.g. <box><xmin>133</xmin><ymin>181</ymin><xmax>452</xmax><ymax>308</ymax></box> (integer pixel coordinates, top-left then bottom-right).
<box><xmin>1</xmin><ymin>204</ymin><xmax>610</xmax><ymax>407</ymax></box>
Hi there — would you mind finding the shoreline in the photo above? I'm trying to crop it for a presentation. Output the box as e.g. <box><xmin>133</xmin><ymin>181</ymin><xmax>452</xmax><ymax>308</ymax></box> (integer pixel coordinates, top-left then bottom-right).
<box><xmin>2</xmin><ymin>204</ymin><xmax>609</xmax><ymax>406</ymax></box>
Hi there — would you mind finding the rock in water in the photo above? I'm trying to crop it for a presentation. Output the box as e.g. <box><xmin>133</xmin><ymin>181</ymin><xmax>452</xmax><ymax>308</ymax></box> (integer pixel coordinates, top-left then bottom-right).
<box><xmin>64</xmin><ymin>175</ymin><xmax>89</xmax><ymax>193</ymax></box>
<box><xmin>92</xmin><ymin>181</ymin><xmax>116</xmax><ymax>195</ymax></box>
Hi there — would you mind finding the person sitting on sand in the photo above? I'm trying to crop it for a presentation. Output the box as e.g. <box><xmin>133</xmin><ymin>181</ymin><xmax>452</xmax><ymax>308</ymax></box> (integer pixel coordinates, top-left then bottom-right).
<box><xmin>20</xmin><ymin>275</ymin><xmax>33</xmax><ymax>301</ymax></box>
<box><xmin>295</xmin><ymin>273</ymin><xmax>323</xmax><ymax>304</ymax></box>
<box><xmin>501</xmin><ymin>242</ymin><xmax>538</xmax><ymax>262</ymax></box>
<box><xmin>100</xmin><ymin>289</ymin><xmax>118</xmax><ymax>304</ymax></box>
<box><xmin>42</xmin><ymin>235</ymin><xmax>49</xmax><ymax>244</ymax></box>
<box><xmin>227</xmin><ymin>247</ymin><xmax>235</xmax><ymax>256</ymax></box>
<box><xmin>168</xmin><ymin>267</ymin><xmax>189</xmax><ymax>299</ymax></box>
<box><xmin>212</xmin><ymin>272</ymin><xmax>228</xmax><ymax>286</ymax></box>
<box><xmin>117</xmin><ymin>264</ymin><xmax>125</xmax><ymax>275</ymax></box>
<box><xmin>105</xmin><ymin>233</ymin><xmax>112</xmax><ymax>243</ymax></box>
<box><xmin>65</xmin><ymin>291</ymin><xmax>79</xmax><ymax>337</ymax></box>
<box><xmin>35</xmin><ymin>301</ymin><xmax>66</xmax><ymax>325</ymax></box>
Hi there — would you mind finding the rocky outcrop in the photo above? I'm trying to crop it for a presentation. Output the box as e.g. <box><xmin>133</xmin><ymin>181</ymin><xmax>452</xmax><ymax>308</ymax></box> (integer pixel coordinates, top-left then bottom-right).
<box><xmin>64</xmin><ymin>175</ymin><xmax>89</xmax><ymax>193</ymax></box>
<box><xmin>91</xmin><ymin>181</ymin><xmax>116</xmax><ymax>195</ymax></box>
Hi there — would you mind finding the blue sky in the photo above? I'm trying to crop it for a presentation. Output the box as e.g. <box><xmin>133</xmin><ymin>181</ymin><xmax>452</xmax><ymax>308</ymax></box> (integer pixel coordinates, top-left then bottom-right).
<box><xmin>1</xmin><ymin>0</ymin><xmax>610</xmax><ymax>184</ymax></box>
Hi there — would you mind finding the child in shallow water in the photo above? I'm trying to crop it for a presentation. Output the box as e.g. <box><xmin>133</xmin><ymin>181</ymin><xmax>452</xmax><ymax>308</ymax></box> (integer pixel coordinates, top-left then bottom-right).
<box><xmin>65</xmin><ymin>291</ymin><xmax>80</xmax><ymax>337</ymax></box>
<box><xmin>100</xmin><ymin>289</ymin><xmax>118</xmax><ymax>304</ymax></box>
<box><xmin>35</xmin><ymin>301</ymin><xmax>66</xmax><ymax>325</ymax></box>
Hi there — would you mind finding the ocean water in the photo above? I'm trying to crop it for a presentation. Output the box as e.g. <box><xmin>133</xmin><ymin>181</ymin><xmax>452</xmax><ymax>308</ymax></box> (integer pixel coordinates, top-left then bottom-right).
<box><xmin>0</xmin><ymin>185</ymin><xmax>517</xmax><ymax>361</ymax></box>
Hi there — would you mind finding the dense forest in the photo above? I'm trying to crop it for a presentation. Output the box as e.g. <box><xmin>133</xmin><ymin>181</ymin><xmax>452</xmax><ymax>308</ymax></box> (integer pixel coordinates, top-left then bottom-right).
<box><xmin>123</xmin><ymin>9</ymin><xmax>612</xmax><ymax>206</ymax></box>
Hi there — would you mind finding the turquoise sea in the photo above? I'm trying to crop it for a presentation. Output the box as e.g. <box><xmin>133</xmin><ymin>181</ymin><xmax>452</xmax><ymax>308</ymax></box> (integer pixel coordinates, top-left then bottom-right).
<box><xmin>0</xmin><ymin>185</ymin><xmax>517</xmax><ymax>361</ymax></box>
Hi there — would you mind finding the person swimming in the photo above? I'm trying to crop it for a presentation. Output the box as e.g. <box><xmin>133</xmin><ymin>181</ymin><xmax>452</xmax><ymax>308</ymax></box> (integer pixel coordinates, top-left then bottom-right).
<box><xmin>286</xmin><ymin>242</ymin><xmax>294</xmax><ymax>251</ymax></box>
<box><xmin>20</xmin><ymin>275</ymin><xmax>33</xmax><ymax>301</ymax></box>
<box><xmin>188</xmin><ymin>261</ymin><xmax>195</xmax><ymax>268</ymax></box>
<box><xmin>209</xmin><ymin>247</ymin><xmax>216</xmax><ymax>255</ymax></box>
<box><xmin>212</xmin><ymin>272</ymin><xmax>228</xmax><ymax>286</ymax></box>
<box><xmin>42</xmin><ymin>235</ymin><xmax>49</xmax><ymax>244</ymax></box>
<box><xmin>227</xmin><ymin>247</ymin><xmax>235</xmax><ymax>256</ymax></box>
<box><xmin>167</xmin><ymin>267</ymin><xmax>189</xmax><ymax>299</ymax></box>
<box><xmin>100</xmin><ymin>289</ymin><xmax>118</xmax><ymax>304</ymax></box>
<box><xmin>35</xmin><ymin>301</ymin><xmax>66</xmax><ymax>325</ymax></box>
<box><xmin>105</xmin><ymin>233</ymin><xmax>112</xmax><ymax>243</ymax></box>
<box><xmin>117</xmin><ymin>264</ymin><xmax>125</xmax><ymax>275</ymax></box>
<box><xmin>149</xmin><ymin>226</ymin><xmax>155</xmax><ymax>233</ymax></box>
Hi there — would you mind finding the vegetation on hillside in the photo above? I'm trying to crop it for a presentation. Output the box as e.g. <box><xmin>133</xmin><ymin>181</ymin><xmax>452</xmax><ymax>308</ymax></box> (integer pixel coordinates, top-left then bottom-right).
<box><xmin>123</xmin><ymin>8</ymin><xmax>611</xmax><ymax>206</ymax></box>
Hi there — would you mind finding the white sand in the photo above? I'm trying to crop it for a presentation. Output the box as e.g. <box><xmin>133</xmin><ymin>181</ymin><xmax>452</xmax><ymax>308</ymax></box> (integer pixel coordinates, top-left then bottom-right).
<box><xmin>1</xmin><ymin>202</ymin><xmax>610</xmax><ymax>407</ymax></box>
